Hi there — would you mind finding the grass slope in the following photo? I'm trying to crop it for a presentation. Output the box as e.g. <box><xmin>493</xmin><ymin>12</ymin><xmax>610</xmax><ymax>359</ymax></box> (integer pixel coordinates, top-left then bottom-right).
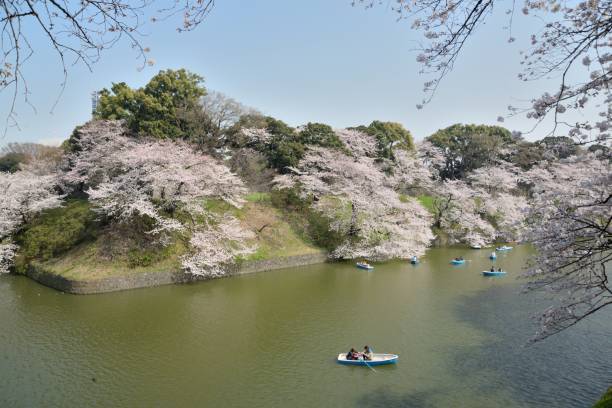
<box><xmin>594</xmin><ymin>387</ymin><xmax>612</xmax><ymax>408</ymax></box>
<box><xmin>36</xmin><ymin>194</ymin><xmax>323</xmax><ymax>281</ymax></box>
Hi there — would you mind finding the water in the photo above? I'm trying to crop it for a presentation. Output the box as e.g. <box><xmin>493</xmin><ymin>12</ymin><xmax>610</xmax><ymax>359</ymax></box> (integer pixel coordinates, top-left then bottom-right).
<box><xmin>0</xmin><ymin>246</ymin><xmax>610</xmax><ymax>407</ymax></box>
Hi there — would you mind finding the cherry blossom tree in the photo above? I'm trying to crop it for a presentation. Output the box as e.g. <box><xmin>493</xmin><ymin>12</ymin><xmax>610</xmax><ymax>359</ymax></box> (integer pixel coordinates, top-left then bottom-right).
<box><xmin>274</xmin><ymin>129</ymin><xmax>434</xmax><ymax>260</ymax></box>
<box><xmin>62</xmin><ymin>120</ymin><xmax>254</xmax><ymax>276</ymax></box>
<box><xmin>0</xmin><ymin>243</ymin><xmax>17</xmax><ymax>274</ymax></box>
<box><xmin>432</xmin><ymin>179</ymin><xmax>496</xmax><ymax>247</ymax></box>
<box><xmin>468</xmin><ymin>163</ymin><xmax>529</xmax><ymax>242</ymax></box>
<box><xmin>182</xmin><ymin>216</ymin><xmax>255</xmax><ymax>277</ymax></box>
<box><xmin>390</xmin><ymin>148</ymin><xmax>437</xmax><ymax>193</ymax></box>
<box><xmin>521</xmin><ymin>154</ymin><xmax>611</xmax><ymax>340</ymax></box>
<box><xmin>1</xmin><ymin>0</ymin><xmax>214</xmax><ymax>131</ymax></box>
<box><xmin>0</xmin><ymin>169</ymin><xmax>63</xmax><ymax>273</ymax></box>
<box><xmin>358</xmin><ymin>0</ymin><xmax>611</xmax><ymax>143</ymax></box>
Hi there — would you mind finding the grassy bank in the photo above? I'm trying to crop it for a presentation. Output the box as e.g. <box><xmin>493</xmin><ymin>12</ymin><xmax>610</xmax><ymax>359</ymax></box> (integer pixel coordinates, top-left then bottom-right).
<box><xmin>594</xmin><ymin>387</ymin><xmax>612</xmax><ymax>408</ymax></box>
<box><xmin>26</xmin><ymin>194</ymin><xmax>324</xmax><ymax>281</ymax></box>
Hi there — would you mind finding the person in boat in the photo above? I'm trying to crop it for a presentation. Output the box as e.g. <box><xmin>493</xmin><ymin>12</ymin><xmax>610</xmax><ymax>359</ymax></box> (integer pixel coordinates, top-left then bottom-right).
<box><xmin>490</xmin><ymin>266</ymin><xmax>495</xmax><ymax>272</ymax></box>
<box><xmin>346</xmin><ymin>348</ymin><xmax>358</xmax><ymax>360</ymax></box>
<box><xmin>459</xmin><ymin>256</ymin><xmax>464</xmax><ymax>260</ymax></box>
<box><xmin>498</xmin><ymin>268</ymin><xmax>502</xmax><ymax>272</ymax></box>
<box><xmin>362</xmin><ymin>345</ymin><xmax>373</xmax><ymax>361</ymax></box>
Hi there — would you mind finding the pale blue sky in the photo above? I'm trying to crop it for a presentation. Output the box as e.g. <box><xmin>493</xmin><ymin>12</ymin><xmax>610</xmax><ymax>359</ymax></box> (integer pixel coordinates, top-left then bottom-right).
<box><xmin>0</xmin><ymin>0</ymin><xmax>562</xmax><ymax>147</ymax></box>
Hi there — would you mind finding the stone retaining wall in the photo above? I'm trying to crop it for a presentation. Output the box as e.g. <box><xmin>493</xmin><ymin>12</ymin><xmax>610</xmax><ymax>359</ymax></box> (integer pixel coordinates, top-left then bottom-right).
<box><xmin>25</xmin><ymin>252</ymin><xmax>329</xmax><ymax>295</ymax></box>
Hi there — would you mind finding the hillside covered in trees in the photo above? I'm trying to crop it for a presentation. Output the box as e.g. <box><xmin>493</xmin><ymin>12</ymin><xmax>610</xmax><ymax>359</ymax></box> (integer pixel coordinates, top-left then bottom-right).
<box><xmin>1</xmin><ymin>69</ymin><xmax>610</xmax><ymax>338</ymax></box>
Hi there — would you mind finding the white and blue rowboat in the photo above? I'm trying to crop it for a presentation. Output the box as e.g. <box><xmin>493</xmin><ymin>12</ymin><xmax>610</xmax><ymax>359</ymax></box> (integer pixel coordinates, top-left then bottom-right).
<box><xmin>356</xmin><ymin>262</ymin><xmax>374</xmax><ymax>270</ymax></box>
<box><xmin>337</xmin><ymin>353</ymin><xmax>398</xmax><ymax>366</ymax></box>
<box><xmin>483</xmin><ymin>270</ymin><xmax>506</xmax><ymax>277</ymax></box>
<box><xmin>490</xmin><ymin>252</ymin><xmax>497</xmax><ymax>260</ymax></box>
<box><xmin>410</xmin><ymin>256</ymin><xmax>419</xmax><ymax>264</ymax></box>
<box><xmin>496</xmin><ymin>246</ymin><xmax>513</xmax><ymax>251</ymax></box>
<box><xmin>450</xmin><ymin>259</ymin><xmax>466</xmax><ymax>265</ymax></box>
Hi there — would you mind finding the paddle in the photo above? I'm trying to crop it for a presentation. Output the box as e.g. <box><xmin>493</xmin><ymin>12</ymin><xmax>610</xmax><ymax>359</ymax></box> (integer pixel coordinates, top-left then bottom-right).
<box><xmin>359</xmin><ymin>355</ymin><xmax>376</xmax><ymax>373</ymax></box>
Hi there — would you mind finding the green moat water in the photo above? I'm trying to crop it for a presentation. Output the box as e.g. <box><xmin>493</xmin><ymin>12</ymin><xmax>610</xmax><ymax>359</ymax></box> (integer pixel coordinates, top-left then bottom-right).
<box><xmin>1</xmin><ymin>246</ymin><xmax>610</xmax><ymax>407</ymax></box>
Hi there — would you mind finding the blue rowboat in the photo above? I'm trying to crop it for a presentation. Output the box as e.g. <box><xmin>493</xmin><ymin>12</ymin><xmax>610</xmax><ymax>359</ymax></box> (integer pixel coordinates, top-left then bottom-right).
<box><xmin>483</xmin><ymin>270</ymin><xmax>506</xmax><ymax>277</ymax></box>
<box><xmin>450</xmin><ymin>259</ymin><xmax>466</xmax><ymax>265</ymax></box>
<box><xmin>337</xmin><ymin>353</ymin><xmax>398</xmax><ymax>366</ymax></box>
<box><xmin>356</xmin><ymin>262</ymin><xmax>374</xmax><ymax>270</ymax></box>
<box><xmin>489</xmin><ymin>252</ymin><xmax>497</xmax><ymax>260</ymax></box>
<box><xmin>496</xmin><ymin>246</ymin><xmax>513</xmax><ymax>251</ymax></box>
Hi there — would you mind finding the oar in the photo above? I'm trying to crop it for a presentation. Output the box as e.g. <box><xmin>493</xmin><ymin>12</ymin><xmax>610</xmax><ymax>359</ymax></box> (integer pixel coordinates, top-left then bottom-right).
<box><xmin>359</xmin><ymin>355</ymin><xmax>376</xmax><ymax>373</ymax></box>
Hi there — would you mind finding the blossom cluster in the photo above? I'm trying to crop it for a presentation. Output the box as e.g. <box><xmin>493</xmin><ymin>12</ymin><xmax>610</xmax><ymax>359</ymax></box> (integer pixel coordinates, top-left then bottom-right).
<box><xmin>62</xmin><ymin>120</ymin><xmax>254</xmax><ymax>276</ymax></box>
<box><xmin>273</xmin><ymin>130</ymin><xmax>434</xmax><ymax>260</ymax></box>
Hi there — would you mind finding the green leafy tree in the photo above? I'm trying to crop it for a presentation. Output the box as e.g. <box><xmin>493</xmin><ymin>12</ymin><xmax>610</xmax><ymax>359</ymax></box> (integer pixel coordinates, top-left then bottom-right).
<box><xmin>95</xmin><ymin>69</ymin><xmax>206</xmax><ymax>139</ymax></box>
<box><xmin>263</xmin><ymin>118</ymin><xmax>303</xmax><ymax>172</ymax></box>
<box><xmin>426</xmin><ymin>124</ymin><xmax>514</xmax><ymax>179</ymax></box>
<box><xmin>508</xmin><ymin>141</ymin><xmax>544</xmax><ymax>170</ymax></box>
<box><xmin>354</xmin><ymin>121</ymin><xmax>415</xmax><ymax>160</ymax></box>
<box><xmin>0</xmin><ymin>153</ymin><xmax>26</xmax><ymax>173</ymax></box>
<box><xmin>535</xmin><ymin>136</ymin><xmax>580</xmax><ymax>160</ymax></box>
<box><xmin>298</xmin><ymin>122</ymin><xmax>345</xmax><ymax>149</ymax></box>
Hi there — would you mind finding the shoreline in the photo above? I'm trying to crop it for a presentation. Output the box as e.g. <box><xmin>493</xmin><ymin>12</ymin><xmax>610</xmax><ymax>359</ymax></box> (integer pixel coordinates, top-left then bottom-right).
<box><xmin>24</xmin><ymin>252</ymin><xmax>329</xmax><ymax>295</ymax></box>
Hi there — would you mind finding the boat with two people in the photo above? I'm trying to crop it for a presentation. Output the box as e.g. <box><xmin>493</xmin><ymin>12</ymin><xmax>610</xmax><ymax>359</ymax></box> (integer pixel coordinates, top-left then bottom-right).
<box><xmin>483</xmin><ymin>267</ymin><xmax>506</xmax><ymax>277</ymax></box>
<box><xmin>496</xmin><ymin>245</ymin><xmax>513</xmax><ymax>251</ymax></box>
<box><xmin>338</xmin><ymin>346</ymin><xmax>398</xmax><ymax>366</ymax></box>
<box><xmin>356</xmin><ymin>261</ymin><xmax>374</xmax><ymax>270</ymax></box>
<box><xmin>450</xmin><ymin>256</ymin><xmax>466</xmax><ymax>265</ymax></box>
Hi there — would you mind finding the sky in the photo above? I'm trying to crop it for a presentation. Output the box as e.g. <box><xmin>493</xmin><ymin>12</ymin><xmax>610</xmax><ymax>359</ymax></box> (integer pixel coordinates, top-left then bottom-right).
<box><xmin>0</xmin><ymin>0</ymin><xmax>568</xmax><ymax>147</ymax></box>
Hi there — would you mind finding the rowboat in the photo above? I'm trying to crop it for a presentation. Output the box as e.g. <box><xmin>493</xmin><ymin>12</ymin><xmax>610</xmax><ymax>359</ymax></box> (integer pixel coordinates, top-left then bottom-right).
<box><xmin>356</xmin><ymin>262</ymin><xmax>374</xmax><ymax>270</ymax></box>
<box><xmin>489</xmin><ymin>252</ymin><xmax>497</xmax><ymax>260</ymax></box>
<box><xmin>496</xmin><ymin>246</ymin><xmax>513</xmax><ymax>251</ymax></box>
<box><xmin>470</xmin><ymin>244</ymin><xmax>482</xmax><ymax>249</ymax></box>
<box><xmin>450</xmin><ymin>259</ymin><xmax>466</xmax><ymax>265</ymax></box>
<box><xmin>482</xmin><ymin>270</ymin><xmax>506</xmax><ymax>277</ymax></box>
<box><xmin>337</xmin><ymin>353</ymin><xmax>398</xmax><ymax>366</ymax></box>
<box><xmin>410</xmin><ymin>256</ymin><xmax>419</xmax><ymax>264</ymax></box>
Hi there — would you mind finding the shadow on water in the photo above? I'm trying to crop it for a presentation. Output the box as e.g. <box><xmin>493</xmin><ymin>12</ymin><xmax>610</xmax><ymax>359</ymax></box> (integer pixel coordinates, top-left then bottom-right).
<box><xmin>450</xmin><ymin>283</ymin><xmax>612</xmax><ymax>408</ymax></box>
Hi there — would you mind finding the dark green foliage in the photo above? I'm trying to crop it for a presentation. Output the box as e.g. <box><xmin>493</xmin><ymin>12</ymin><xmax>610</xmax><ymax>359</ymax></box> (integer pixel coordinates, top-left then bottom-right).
<box><xmin>588</xmin><ymin>144</ymin><xmax>611</xmax><ymax>161</ymax></box>
<box><xmin>261</xmin><ymin>117</ymin><xmax>304</xmax><ymax>172</ymax></box>
<box><xmin>593</xmin><ymin>386</ymin><xmax>612</xmax><ymax>408</ymax></box>
<box><xmin>270</xmin><ymin>188</ymin><xmax>344</xmax><ymax>251</ymax></box>
<box><xmin>270</xmin><ymin>186</ymin><xmax>307</xmax><ymax>209</ymax></box>
<box><xmin>426</xmin><ymin>123</ymin><xmax>514</xmax><ymax>179</ymax></box>
<box><xmin>0</xmin><ymin>152</ymin><xmax>26</xmax><ymax>173</ymax></box>
<box><xmin>229</xmin><ymin>148</ymin><xmax>276</xmax><ymax>191</ymax></box>
<box><xmin>508</xmin><ymin>141</ymin><xmax>545</xmax><ymax>170</ymax></box>
<box><xmin>95</xmin><ymin>69</ymin><xmax>206</xmax><ymax>139</ymax></box>
<box><xmin>14</xmin><ymin>200</ymin><xmax>98</xmax><ymax>270</ymax></box>
<box><xmin>355</xmin><ymin>121</ymin><xmax>415</xmax><ymax>160</ymax></box>
<box><xmin>305</xmin><ymin>210</ymin><xmax>345</xmax><ymax>251</ymax></box>
<box><xmin>231</xmin><ymin>116</ymin><xmax>305</xmax><ymax>173</ymax></box>
<box><xmin>229</xmin><ymin>117</ymin><xmax>348</xmax><ymax>173</ymax></box>
<box><xmin>298</xmin><ymin>122</ymin><xmax>345</xmax><ymax>149</ymax></box>
<box><xmin>63</xmin><ymin>125</ymin><xmax>85</xmax><ymax>153</ymax></box>
<box><xmin>126</xmin><ymin>249</ymin><xmax>156</xmax><ymax>268</ymax></box>
<box><xmin>536</xmin><ymin>136</ymin><xmax>580</xmax><ymax>160</ymax></box>
<box><xmin>265</xmin><ymin>117</ymin><xmax>295</xmax><ymax>137</ymax></box>
<box><xmin>266</xmin><ymin>137</ymin><xmax>305</xmax><ymax>172</ymax></box>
